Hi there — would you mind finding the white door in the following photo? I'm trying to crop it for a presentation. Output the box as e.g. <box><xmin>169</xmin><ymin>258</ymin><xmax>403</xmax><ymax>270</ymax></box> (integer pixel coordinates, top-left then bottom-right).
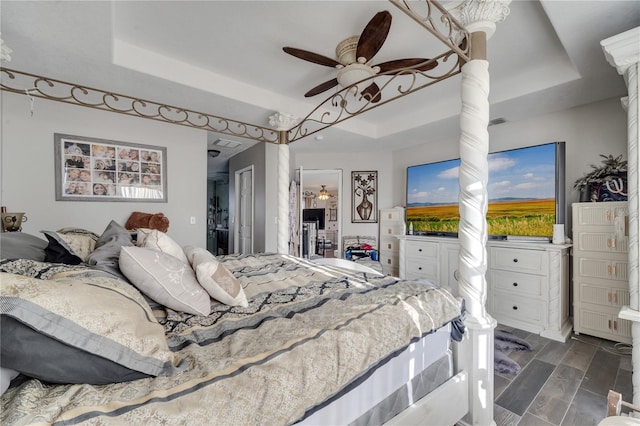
<box><xmin>236</xmin><ymin>167</ymin><xmax>253</xmax><ymax>254</ymax></box>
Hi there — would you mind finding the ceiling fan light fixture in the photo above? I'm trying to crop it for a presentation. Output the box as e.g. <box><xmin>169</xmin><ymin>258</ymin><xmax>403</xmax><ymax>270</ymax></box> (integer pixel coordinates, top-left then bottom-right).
<box><xmin>337</xmin><ymin>63</ymin><xmax>376</xmax><ymax>88</ymax></box>
<box><xmin>318</xmin><ymin>185</ymin><xmax>330</xmax><ymax>201</ymax></box>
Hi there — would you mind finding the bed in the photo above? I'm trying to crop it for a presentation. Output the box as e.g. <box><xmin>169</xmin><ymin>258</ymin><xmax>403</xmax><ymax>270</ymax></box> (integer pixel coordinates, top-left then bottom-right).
<box><xmin>1</xmin><ymin>1</ymin><xmax>510</xmax><ymax>424</ymax></box>
<box><xmin>0</xmin><ymin>227</ymin><xmax>465</xmax><ymax>425</ymax></box>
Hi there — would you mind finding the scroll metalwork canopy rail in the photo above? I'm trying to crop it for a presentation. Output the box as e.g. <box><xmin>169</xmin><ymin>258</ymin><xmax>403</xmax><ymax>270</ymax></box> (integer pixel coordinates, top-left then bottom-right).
<box><xmin>0</xmin><ymin>0</ymin><xmax>470</xmax><ymax>145</ymax></box>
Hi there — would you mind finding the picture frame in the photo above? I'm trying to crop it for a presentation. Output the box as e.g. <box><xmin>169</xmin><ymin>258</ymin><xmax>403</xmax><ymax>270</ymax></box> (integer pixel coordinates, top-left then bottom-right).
<box><xmin>351</xmin><ymin>171</ymin><xmax>377</xmax><ymax>223</ymax></box>
<box><xmin>54</xmin><ymin>133</ymin><xmax>167</xmax><ymax>202</ymax></box>
<box><xmin>329</xmin><ymin>208</ymin><xmax>337</xmax><ymax>221</ymax></box>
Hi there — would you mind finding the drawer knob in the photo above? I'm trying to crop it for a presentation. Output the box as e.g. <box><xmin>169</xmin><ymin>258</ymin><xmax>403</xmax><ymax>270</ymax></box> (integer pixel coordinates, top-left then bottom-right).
<box><xmin>418</xmin><ymin>248</ymin><xmax>422</xmax><ymax>252</ymax></box>
<box><xmin>513</xmin><ymin>258</ymin><xmax>518</xmax><ymax>263</ymax></box>
<box><xmin>512</xmin><ymin>282</ymin><xmax>518</xmax><ymax>287</ymax></box>
<box><xmin>512</xmin><ymin>306</ymin><xmax>518</xmax><ymax>310</ymax></box>
<box><xmin>418</xmin><ymin>267</ymin><xmax>422</xmax><ymax>270</ymax></box>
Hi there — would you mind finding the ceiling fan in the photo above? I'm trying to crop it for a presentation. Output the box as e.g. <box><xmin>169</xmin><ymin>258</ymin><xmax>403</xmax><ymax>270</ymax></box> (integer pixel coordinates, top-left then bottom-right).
<box><xmin>283</xmin><ymin>10</ymin><xmax>437</xmax><ymax>103</ymax></box>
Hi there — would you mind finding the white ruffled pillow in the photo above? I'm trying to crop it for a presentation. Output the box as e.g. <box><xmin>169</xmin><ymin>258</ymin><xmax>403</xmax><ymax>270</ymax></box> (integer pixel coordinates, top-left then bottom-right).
<box><xmin>119</xmin><ymin>246</ymin><xmax>211</xmax><ymax>316</ymax></box>
<box><xmin>184</xmin><ymin>246</ymin><xmax>248</xmax><ymax>307</ymax></box>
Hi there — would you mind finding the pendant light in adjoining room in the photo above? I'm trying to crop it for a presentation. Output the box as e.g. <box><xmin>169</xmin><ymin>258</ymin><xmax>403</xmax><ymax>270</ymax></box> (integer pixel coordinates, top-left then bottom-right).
<box><xmin>318</xmin><ymin>185</ymin><xmax>330</xmax><ymax>201</ymax></box>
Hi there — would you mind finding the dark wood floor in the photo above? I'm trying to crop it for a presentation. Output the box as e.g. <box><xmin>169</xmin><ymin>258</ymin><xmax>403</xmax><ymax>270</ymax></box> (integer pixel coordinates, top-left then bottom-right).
<box><xmin>493</xmin><ymin>325</ymin><xmax>633</xmax><ymax>425</ymax></box>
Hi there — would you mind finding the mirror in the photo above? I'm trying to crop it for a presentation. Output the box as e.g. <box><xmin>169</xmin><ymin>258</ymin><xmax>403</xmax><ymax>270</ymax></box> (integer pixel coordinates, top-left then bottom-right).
<box><xmin>299</xmin><ymin>169</ymin><xmax>342</xmax><ymax>259</ymax></box>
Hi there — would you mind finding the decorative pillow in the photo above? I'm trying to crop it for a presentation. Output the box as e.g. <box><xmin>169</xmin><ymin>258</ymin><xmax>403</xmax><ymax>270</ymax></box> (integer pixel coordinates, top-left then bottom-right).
<box><xmin>87</xmin><ymin>220</ymin><xmax>134</xmax><ymax>281</ymax></box>
<box><xmin>119</xmin><ymin>246</ymin><xmax>211</xmax><ymax>316</ymax></box>
<box><xmin>184</xmin><ymin>246</ymin><xmax>248</xmax><ymax>307</ymax></box>
<box><xmin>41</xmin><ymin>227</ymin><xmax>100</xmax><ymax>264</ymax></box>
<box><xmin>41</xmin><ymin>231</ymin><xmax>83</xmax><ymax>265</ymax></box>
<box><xmin>136</xmin><ymin>228</ymin><xmax>189</xmax><ymax>264</ymax></box>
<box><xmin>54</xmin><ymin>227</ymin><xmax>100</xmax><ymax>261</ymax></box>
<box><xmin>0</xmin><ymin>232</ymin><xmax>48</xmax><ymax>261</ymax></box>
<box><xmin>0</xmin><ymin>272</ymin><xmax>176</xmax><ymax>384</ymax></box>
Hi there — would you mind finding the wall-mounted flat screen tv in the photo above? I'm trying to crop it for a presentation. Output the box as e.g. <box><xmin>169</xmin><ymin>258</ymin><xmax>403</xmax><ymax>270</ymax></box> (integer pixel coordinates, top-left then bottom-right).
<box><xmin>303</xmin><ymin>208</ymin><xmax>326</xmax><ymax>230</ymax></box>
<box><xmin>406</xmin><ymin>142</ymin><xmax>565</xmax><ymax>238</ymax></box>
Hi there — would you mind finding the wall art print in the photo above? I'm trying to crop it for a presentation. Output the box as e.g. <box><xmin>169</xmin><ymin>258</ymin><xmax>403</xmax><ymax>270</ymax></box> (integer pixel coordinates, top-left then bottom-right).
<box><xmin>54</xmin><ymin>133</ymin><xmax>167</xmax><ymax>202</ymax></box>
<box><xmin>351</xmin><ymin>171</ymin><xmax>377</xmax><ymax>223</ymax></box>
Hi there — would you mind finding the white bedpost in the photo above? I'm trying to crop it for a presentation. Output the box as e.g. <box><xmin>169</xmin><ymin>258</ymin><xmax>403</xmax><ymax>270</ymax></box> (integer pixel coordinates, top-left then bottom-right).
<box><xmin>449</xmin><ymin>2</ymin><xmax>510</xmax><ymax>425</ymax></box>
<box><xmin>269</xmin><ymin>112</ymin><xmax>298</xmax><ymax>255</ymax></box>
<box><xmin>601</xmin><ymin>26</ymin><xmax>640</xmax><ymax>409</ymax></box>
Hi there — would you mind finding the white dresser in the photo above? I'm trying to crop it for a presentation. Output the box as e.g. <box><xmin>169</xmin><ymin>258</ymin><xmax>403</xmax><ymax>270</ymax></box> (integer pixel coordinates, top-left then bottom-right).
<box><xmin>399</xmin><ymin>236</ymin><xmax>572</xmax><ymax>342</ymax></box>
<box><xmin>572</xmin><ymin>202</ymin><xmax>631</xmax><ymax>344</ymax></box>
<box><xmin>378</xmin><ymin>207</ymin><xmax>405</xmax><ymax>276</ymax></box>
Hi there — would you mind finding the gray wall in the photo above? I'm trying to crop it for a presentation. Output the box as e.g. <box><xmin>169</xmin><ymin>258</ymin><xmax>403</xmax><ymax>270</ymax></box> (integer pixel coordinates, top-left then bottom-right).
<box><xmin>392</xmin><ymin>97</ymin><xmax>628</xmax><ymax>235</ymax></box>
<box><xmin>2</xmin><ymin>89</ymin><xmax>627</xmax><ymax>251</ymax></box>
<box><xmin>1</xmin><ymin>91</ymin><xmax>208</xmax><ymax>247</ymax></box>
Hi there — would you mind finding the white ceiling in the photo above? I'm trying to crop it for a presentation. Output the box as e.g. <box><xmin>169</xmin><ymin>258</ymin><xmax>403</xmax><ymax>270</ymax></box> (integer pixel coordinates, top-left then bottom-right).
<box><xmin>2</xmin><ymin>1</ymin><xmax>638</xmax><ymax>179</ymax></box>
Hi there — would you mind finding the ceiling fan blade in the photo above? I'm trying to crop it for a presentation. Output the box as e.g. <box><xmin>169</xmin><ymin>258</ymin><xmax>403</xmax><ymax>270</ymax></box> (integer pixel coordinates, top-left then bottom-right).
<box><xmin>283</xmin><ymin>47</ymin><xmax>340</xmax><ymax>68</ymax></box>
<box><xmin>304</xmin><ymin>78</ymin><xmax>339</xmax><ymax>97</ymax></box>
<box><xmin>356</xmin><ymin>11</ymin><xmax>392</xmax><ymax>62</ymax></box>
<box><xmin>375</xmin><ymin>58</ymin><xmax>438</xmax><ymax>73</ymax></box>
<box><xmin>361</xmin><ymin>82</ymin><xmax>382</xmax><ymax>103</ymax></box>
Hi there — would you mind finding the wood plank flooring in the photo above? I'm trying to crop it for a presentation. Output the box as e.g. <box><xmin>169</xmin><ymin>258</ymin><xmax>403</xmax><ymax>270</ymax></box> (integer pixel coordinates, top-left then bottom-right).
<box><xmin>493</xmin><ymin>325</ymin><xmax>633</xmax><ymax>426</ymax></box>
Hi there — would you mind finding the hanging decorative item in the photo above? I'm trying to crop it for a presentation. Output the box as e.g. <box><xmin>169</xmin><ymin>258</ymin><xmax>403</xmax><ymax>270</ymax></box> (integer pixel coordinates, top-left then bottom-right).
<box><xmin>351</xmin><ymin>171</ymin><xmax>377</xmax><ymax>223</ymax></box>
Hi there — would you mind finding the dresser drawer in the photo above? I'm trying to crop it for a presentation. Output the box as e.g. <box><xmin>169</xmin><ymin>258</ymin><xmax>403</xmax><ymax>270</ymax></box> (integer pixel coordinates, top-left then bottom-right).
<box><xmin>380</xmin><ymin>235</ymin><xmax>400</xmax><ymax>253</ymax></box>
<box><xmin>405</xmin><ymin>241</ymin><xmax>438</xmax><ymax>258</ymax></box>
<box><xmin>491</xmin><ymin>292</ymin><xmax>546</xmax><ymax>325</ymax></box>
<box><xmin>575</xmin><ymin>256</ymin><xmax>628</xmax><ymax>282</ymax></box>
<box><xmin>489</xmin><ymin>270</ymin><xmax>544</xmax><ymax>297</ymax></box>
<box><xmin>574</xmin><ymin>232</ymin><xmax>628</xmax><ymax>254</ymax></box>
<box><xmin>380</xmin><ymin>223</ymin><xmax>404</xmax><ymax>237</ymax></box>
<box><xmin>404</xmin><ymin>257</ymin><xmax>438</xmax><ymax>281</ymax></box>
<box><xmin>490</xmin><ymin>247</ymin><xmax>547</xmax><ymax>275</ymax></box>
<box><xmin>577</xmin><ymin>282</ymin><xmax>630</xmax><ymax>307</ymax></box>
<box><xmin>379</xmin><ymin>252</ymin><xmax>398</xmax><ymax>269</ymax></box>
<box><xmin>574</xmin><ymin>203</ymin><xmax>628</xmax><ymax>227</ymax></box>
<box><xmin>381</xmin><ymin>209</ymin><xmax>404</xmax><ymax>223</ymax></box>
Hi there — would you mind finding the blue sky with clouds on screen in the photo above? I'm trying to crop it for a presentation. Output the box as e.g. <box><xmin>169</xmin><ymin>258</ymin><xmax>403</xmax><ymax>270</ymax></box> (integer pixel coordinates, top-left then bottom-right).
<box><xmin>407</xmin><ymin>143</ymin><xmax>556</xmax><ymax>205</ymax></box>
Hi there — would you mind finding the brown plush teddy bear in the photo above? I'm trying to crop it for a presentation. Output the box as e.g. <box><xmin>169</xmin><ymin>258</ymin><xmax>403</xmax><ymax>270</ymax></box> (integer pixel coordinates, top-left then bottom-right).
<box><xmin>125</xmin><ymin>211</ymin><xmax>170</xmax><ymax>233</ymax></box>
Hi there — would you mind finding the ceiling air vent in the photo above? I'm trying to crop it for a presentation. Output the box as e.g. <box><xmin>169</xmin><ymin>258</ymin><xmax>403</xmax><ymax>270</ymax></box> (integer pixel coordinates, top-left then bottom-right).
<box><xmin>488</xmin><ymin>117</ymin><xmax>507</xmax><ymax>126</ymax></box>
<box><xmin>212</xmin><ymin>138</ymin><xmax>242</xmax><ymax>148</ymax></box>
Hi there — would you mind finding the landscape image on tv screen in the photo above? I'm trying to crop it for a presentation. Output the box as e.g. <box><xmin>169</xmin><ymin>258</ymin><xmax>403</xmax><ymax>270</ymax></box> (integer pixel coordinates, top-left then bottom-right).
<box><xmin>406</xmin><ymin>142</ymin><xmax>561</xmax><ymax>238</ymax></box>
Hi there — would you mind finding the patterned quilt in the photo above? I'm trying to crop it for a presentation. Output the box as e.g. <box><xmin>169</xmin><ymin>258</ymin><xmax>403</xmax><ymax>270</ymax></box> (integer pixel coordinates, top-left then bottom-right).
<box><xmin>1</xmin><ymin>253</ymin><xmax>464</xmax><ymax>426</ymax></box>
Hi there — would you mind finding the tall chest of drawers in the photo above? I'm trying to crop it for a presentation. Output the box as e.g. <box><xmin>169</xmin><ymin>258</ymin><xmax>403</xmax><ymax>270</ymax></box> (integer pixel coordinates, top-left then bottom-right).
<box><xmin>378</xmin><ymin>207</ymin><xmax>405</xmax><ymax>276</ymax></box>
<box><xmin>572</xmin><ymin>202</ymin><xmax>631</xmax><ymax>344</ymax></box>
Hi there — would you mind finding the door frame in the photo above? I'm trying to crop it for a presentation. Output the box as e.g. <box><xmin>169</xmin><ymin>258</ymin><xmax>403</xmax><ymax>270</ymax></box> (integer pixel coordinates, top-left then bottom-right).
<box><xmin>234</xmin><ymin>165</ymin><xmax>254</xmax><ymax>254</ymax></box>
<box><xmin>298</xmin><ymin>168</ymin><xmax>342</xmax><ymax>258</ymax></box>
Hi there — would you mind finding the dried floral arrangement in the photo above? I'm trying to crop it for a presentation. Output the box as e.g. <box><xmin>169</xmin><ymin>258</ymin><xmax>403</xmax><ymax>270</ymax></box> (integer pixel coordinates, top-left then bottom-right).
<box><xmin>573</xmin><ymin>154</ymin><xmax>627</xmax><ymax>190</ymax></box>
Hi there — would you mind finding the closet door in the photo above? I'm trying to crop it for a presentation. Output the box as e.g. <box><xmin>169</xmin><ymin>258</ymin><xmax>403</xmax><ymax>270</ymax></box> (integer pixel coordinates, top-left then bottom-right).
<box><xmin>238</xmin><ymin>167</ymin><xmax>253</xmax><ymax>254</ymax></box>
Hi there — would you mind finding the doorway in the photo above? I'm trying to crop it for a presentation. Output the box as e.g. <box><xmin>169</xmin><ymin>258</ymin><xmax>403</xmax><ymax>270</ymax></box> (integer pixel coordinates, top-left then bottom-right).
<box><xmin>298</xmin><ymin>169</ymin><xmax>342</xmax><ymax>259</ymax></box>
<box><xmin>207</xmin><ymin>178</ymin><xmax>229</xmax><ymax>255</ymax></box>
<box><xmin>234</xmin><ymin>165</ymin><xmax>254</xmax><ymax>254</ymax></box>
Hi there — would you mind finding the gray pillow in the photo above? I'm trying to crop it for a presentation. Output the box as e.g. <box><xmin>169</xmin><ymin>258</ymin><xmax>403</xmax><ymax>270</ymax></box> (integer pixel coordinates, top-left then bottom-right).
<box><xmin>87</xmin><ymin>220</ymin><xmax>134</xmax><ymax>281</ymax></box>
<box><xmin>0</xmin><ymin>233</ymin><xmax>48</xmax><ymax>261</ymax></box>
<box><xmin>0</xmin><ymin>272</ymin><xmax>177</xmax><ymax>384</ymax></box>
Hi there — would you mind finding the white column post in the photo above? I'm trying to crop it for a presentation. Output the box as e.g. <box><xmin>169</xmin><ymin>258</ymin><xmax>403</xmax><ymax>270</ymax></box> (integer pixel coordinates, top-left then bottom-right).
<box><xmin>269</xmin><ymin>112</ymin><xmax>299</xmax><ymax>255</ymax></box>
<box><xmin>449</xmin><ymin>2</ymin><xmax>510</xmax><ymax>425</ymax></box>
<box><xmin>601</xmin><ymin>26</ymin><xmax>640</xmax><ymax>408</ymax></box>
<box><xmin>277</xmin><ymin>139</ymin><xmax>290</xmax><ymax>254</ymax></box>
